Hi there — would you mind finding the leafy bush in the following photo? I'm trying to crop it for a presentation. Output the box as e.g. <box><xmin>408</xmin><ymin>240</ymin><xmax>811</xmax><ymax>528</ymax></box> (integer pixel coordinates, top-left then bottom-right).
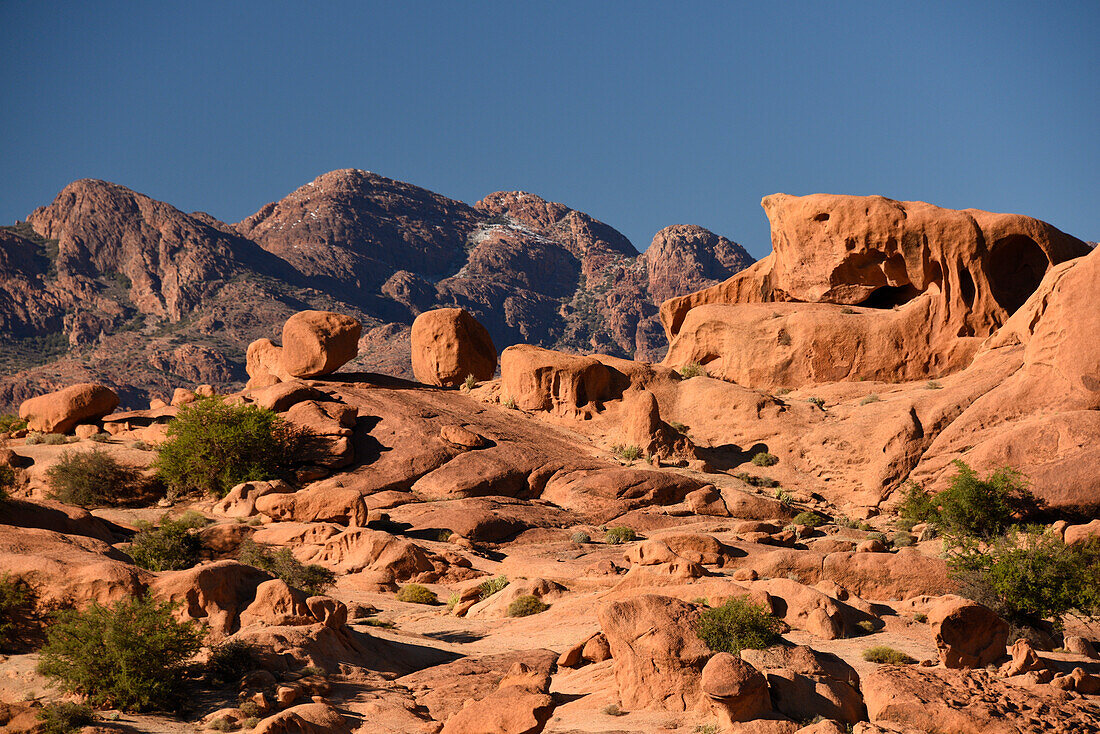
<box><xmin>206</xmin><ymin>639</ymin><xmax>259</xmax><ymax>686</ymax></box>
<box><xmin>611</xmin><ymin>444</ymin><xmax>642</xmax><ymax>461</ymax></box>
<box><xmin>792</xmin><ymin>511</ymin><xmax>824</xmax><ymax>528</ymax></box>
<box><xmin>679</xmin><ymin>362</ymin><xmax>706</xmax><ymax>379</ymax></box>
<box><xmin>128</xmin><ymin>512</ymin><xmax>206</xmax><ymax>571</ymax></box>
<box><xmin>477</xmin><ymin>575</ymin><xmax>509</xmax><ymax>601</ymax></box>
<box><xmin>774</xmin><ymin>489</ymin><xmax>793</xmax><ymax>505</ymax></box>
<box><xmin>396</xmin><ymin>584</ymin><xmax>437</xmax><ymax>604</ymax></box>
<box><xmin>37</xmin><ymin>595</ymin><xmax>204</xmax><ymax>711</ymax></box>
<box><xmin>605</xmin><ymin>526</ymin><xmax>637</xmax><ymax>544</ymax></box>
<box><xmin>571</xmin><ymin>531</ymin><xmax>591</xmax><ymax>544</ymax></box>
<box><xmin>0</xmin><ymin>414</ymin><xmax>27</xmax><ymax>433</ymax></box>
<box><xmin>751</xmin><ymin>451</ymin><xmax>778</xmax><ymax>467</ymax></box>
<box><xmin>155</xmin><ymin>397</ymin><xmax>309</xmax><ymax>497</ymax></box>
<box><xmin>462</xmin><ymin>374</ymin><xmax>477</xmax><ymax>390</ymax></box>
<box><xmin>934</xmin><ymin>461</ymin><xmax>1038</xmax><ymax>539</ymax></box>
<box><xmin>0</xmin><ymin>574</ymin><xmax>34</xmax><ymax>650</ymax></box>
<box><xmin>507</xmin><ymin>594</ymin><xmax>548</xmax><ymax>617</ymax></box>
<box><xmin>862</xmin><ymin>646</ymin><xmax>916</xmax><ymax>664</ymax></box>
<box><xmin>735</xmin><ymin>472</ymin><xmax>780</xmax><ymax>489</ymax></box>
<box><xmin>45</xmin><ymin>447</ymin><xmax>143</xmax><ymax>506</ymax></box>
<box><xmin>36</xmin><ymin>702</ymin><xmax>95</xmax><ymax>734</ymax></box>
<box><xmin>949</xmin><ymin>527</ymin><xmax>1100</xmax><ymax>629</ymax></box>
<box><xmin>237</xmin><ymin>539</ymin><xmax>334</xmax><ymax>596</ymax></box>
<box><xmin>695</xmin><ymin>597</ymin><xmax>783</xmax><ymax>654</ymax></box>
<box><xmin>896</xmin><ymin>482</ymin><xmax>938</xmax><ymax>530</ymax></box>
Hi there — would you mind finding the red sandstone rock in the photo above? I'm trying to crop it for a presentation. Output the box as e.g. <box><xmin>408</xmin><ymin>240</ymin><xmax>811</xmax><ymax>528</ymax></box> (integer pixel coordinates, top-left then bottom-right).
<box><xmin>18</xmin><ymin>383</ymin><xmax>119</xmax><ymax>433</ymax></box>
<box><xmin>928</xmin><ymin>595</ymin><xmax>1008</xmax><ymax>669</ymax></box>
<box><xmin>411</xmin><ymin>308</ymin><xmax>497</xmax><ymax>387</ymax></box>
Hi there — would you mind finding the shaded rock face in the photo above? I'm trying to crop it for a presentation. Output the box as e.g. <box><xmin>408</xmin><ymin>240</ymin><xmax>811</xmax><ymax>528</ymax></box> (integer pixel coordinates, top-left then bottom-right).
<box><xmin>663</xmin><ymin>193</ymin><xmax>1091</xmax><ymax>388</ymax></box>
<box><xmin>0</xmin><ymin>173</ymin><xmax>752</xmax><ymax>411</ymax></box>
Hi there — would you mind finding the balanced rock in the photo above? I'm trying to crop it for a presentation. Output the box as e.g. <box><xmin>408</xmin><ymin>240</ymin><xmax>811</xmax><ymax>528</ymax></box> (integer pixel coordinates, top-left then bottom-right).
<box><xmin>928</xmin><ymin>595</ymin><xmax>1008</xmax><ymax>669</ymax></box>
<box><xmin>18</xmin><ymin>383</ymin><xmax>119</xmax><ymax>434</ymax></box>
<box><xmin>411</xmin><ymin>307</ymin><xmax>497</xmax><ymax>387</ymax></box>
<box><xmin>246</xmin><ymin>311</ymin><xmax>360</xmax><ymax>388</ymax></box>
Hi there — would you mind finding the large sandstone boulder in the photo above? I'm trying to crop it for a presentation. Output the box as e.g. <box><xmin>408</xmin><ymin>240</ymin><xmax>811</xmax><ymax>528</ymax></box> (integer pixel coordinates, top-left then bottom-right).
<box><xmin>928</xmin><ymin>595</ymin><xmax>1008</xmax><ymax>669</ymax></box>
<box><xmin>440</xmin><ymin>661</ymin><xmax>554</xmax><ymax>734</ymax></box>
<box><xmin>411</xmin><ymin>307</ymin><xmax>497</xmax><ymax>387</ymax></box>
<box><xmin>741</xmin><ymin>645</ymin><xmax>865</xmax><ymax>724</ymax></box>
<box><xmin>18</xmin><ymin>383</ymin><xmax>119</xmax><ymax>433</ymax></box>
<box><xmin>500</xmin><ymin>344</ymin><xmax>611</xmax><ymax>417</ymax></box>
<box><xmin>252</xmin><ymin>702</ymin><xmax>352</xmax><ymax>734</ymax></box>
<box><xmin>662</xmin><ymin>194</ymin><xmax>1090</xmax><ymax>388</ymax></box>
<box><xmin>150</xmin><ymin>560</ymin><xmax>272</xmax><ymax>635</ymax></box>
<box><xmin>246</xmin><ymin>311</ymin><xmax>360</xmax><ymax>387</ymax></box>
<box><xmin>701</xmin><ymin>652</ymin><xmax>773</xmax><ymax>725</ymax></box>
<box><xmin>597</xmin><ymin>594</ymin><xmax>710</xmax><ymax>711</ymax></box>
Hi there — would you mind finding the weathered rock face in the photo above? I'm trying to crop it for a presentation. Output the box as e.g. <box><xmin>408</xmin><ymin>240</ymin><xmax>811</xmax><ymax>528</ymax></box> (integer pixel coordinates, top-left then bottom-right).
<box><xmin>663</xmin><ymin>194</ymin><xmax>1091</xmax><ymax>388</ymax></box>
<box><xmin>411</xmin><ymin>308</ymin><xmax>497</xmax><ymax>387</ymax></box>
<box><xmin>500</xmin><ymin>344</ymin><xmax>611</xmax><ymax>416</ymax></box>
<box><xmin>700</xmin><ymin>652</ymin><xmax>773</xmax><ymax>725</ymax></box>
<box><xmin>928</xmin><ymin>595</ymin><xmax>1008</xmax><ymax>669</ymax></box>
<box><xmin>740</xmin><ymin>645</ymin><xmax>865</xmax><ymax>724</ymax></box>
<box><xmin>644</xmin><ymin>225</ymin><xmax>755</xmax><ymax>305</ymax></box>
<box><xmin>18</xmin><ymin>383</ymin><xmax>119</xmax><ymax>433</ymax></box>
<box><xmin>597</xmin><ymin>594</ymin><xmax>710</xmax><ymax>711</ymax></box>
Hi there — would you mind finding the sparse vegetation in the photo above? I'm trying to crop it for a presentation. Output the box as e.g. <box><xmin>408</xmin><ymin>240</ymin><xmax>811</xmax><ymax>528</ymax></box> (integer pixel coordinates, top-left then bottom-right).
<box><xmin>807</xmin><ymin>397</ymin><xmax>826</xmax><ymax>410</ymax></box>
<box><xmin>792</xmin><ymin>511</ymin><xmax>824</xmax><ymax>528</ymax></box>
<box><xmin>695</xmin><ymin>597</ymin><xmax>783</xmax><ymax>654</ymax></box>
<box><xmin>856</xmin><ymin>619</ymin><xmax>876</xmax><ymax>634</ymax></box>
<box><xmin>0</xmin><ymin>463</ymin><xmax>13</xmax><ymax>501</ymax></box>
<box><xmin>679</xmin><ymin>362</ymin><xmax>706</xmax><ymax>379</ymax></box>
<box><xmin>236</xmin><ymin>539</ymin><xmax>334</xmax><ymax>596</ymax></box>
<box><xmin>37</xmin><ymin>595</ymin><xmax>204</xmax><ymax>711</ymax></box>
<box><xmin>901</xmin><ymin>461</ymin><xmax>1039</xmax><ymax>540</ymax></box>
<box><xmin>611</xmin><ymin>444</ymin><xmax>642</xmax><ymax>461</ymax></box>
<box><xmin>840</xmin><ymin>307</ymin><xmax>858</xmax><ymax>314</ymax></box>
<box><xmin>45</xmin><ymin>447</ymin><xmax>143</xmax><ymax>506</ymax></box>
<box><xmin>605</xmin><ymin>526</ymin><xmax>637</xmax><ymax>544</ymax></box>
<box><xmin>751</xmin><ymin>451</ymin><xmax>778</xmax><ymax>467</ymax></box>
<box><xmin>206</xmin><ymin>639</ymin><xmax>260</xmax><ymax>686</ymax></box>
<box><xmin>396</xmin><ymin>584</ymin><xmax>438</xmax><ymax>605</ymax></box>
<box><xmin>88</xmin><ymin>431</ymin><xmax>111</xmax><ymax>443</ymax></box>
<box><xmin>128</xmin><ymin>512</ymin><xmax>206</xmax><ymax>571</ymax></box>
<box><xmin>507</xmin><ymin>594</ymin><xmax>548</xmax><ymax>617</ymax></box>
<box><xmin>29</xmin><ymin>432</ymin><xmax>75</xmax><ymax>446</ymax></box>
<box><xmin>949</xmin><ymin>526</ymin><xmax>1100</xmax><ymax>630</ymax></box>
<box><xmin>36</xmin><ymin>702</ymin><xmax>96</xmax><ymax>734</ymax></box>
<box><xmin>477</xmin><ymin>575</ymin><xmax>509</xmax><ymax>600</ymax></box>
<box><xmin>735</xmin><ymin>472</ymin><xmax>780</xmax><ymax>489</ymax></box>
<box><xmin>571</xmin><ymin>531</ymin><xmax>591</xmax><ymax>544</ymax></box>
<box><xmin>860</xmin><ymin>394</ymin><xmax>882</xmax><ymax>405</ymax></box>
<box><xmin>0</xmin><ymin>414</ymin><xmax>27</xmax><ymax>433</ymax></box>
<box><xmin>155</xmin><ymin>397</ymin><xmax>310</xmax><ymax>498</ymax></box>
<box><xmin>462</xmin><ymin>374</ymin><xmax>477</xmax><ymax>390</ymax></box>
<box><xmin>502</xmin><ymin>397</ymin><xmax>517</xmax><ymax>409</ymax></box>
<box><xmin>601</xmin><ymin>703</ymin><xmax>625</xmax><ymax>716</ymax></box>
<box><xmin>862</xmin><ymin>646</ymin><xmax>916</xmax><ymax>664</ymax></box>
<box><xmin>0</xmin><ymin>574</ymin><xmax>34</xmax><ymax>650</ymax></box>
<box><xmin>913</xmin><ymin>612</ymin><xmax>928</xmax><ymax>623</ymax></box>
<box><xmin>668</xmin><ymin>421</ymin><xmax>689</xmax><ymax>435</ymax></box>
<box><xmin>774</xmin><ymin>489</ymin><xmax>793</xmax><ymax>505</ymax></box>
<box><xmin>925</xmin><ymin>380</ymin><xmax>943</xmax><ymax>389</ymax></box>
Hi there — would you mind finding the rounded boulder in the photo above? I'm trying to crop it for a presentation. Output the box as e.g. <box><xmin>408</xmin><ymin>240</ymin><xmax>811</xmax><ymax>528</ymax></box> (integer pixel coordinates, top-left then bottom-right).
<box><xmin>280</xmin><ymin>311</ymin><xmax>361</xmax><ymax>378</ymax></box>
<box><xmin>19</xmin><ymin>383</ymin><xmax>119</xmax><ymax>434</ymax></box>
<box><xmin>411</xmin><ymin>308</ymin><xmax>497</xmax><ymax>387</ymax></box>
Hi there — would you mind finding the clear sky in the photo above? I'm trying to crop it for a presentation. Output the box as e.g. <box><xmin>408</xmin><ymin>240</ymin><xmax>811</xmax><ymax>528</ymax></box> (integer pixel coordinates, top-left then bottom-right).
<box><xmin>2</xmin><ymin>1</ymin><xmax>1097</xmax><ymax>256</ymax></box>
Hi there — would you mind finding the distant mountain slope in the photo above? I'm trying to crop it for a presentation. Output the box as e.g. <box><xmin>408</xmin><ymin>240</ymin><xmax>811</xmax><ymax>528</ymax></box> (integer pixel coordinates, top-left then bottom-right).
<box><xmin>0</xmin><ymin>170</ymin><xmax>753</xmax><ymax>410</ymax></box>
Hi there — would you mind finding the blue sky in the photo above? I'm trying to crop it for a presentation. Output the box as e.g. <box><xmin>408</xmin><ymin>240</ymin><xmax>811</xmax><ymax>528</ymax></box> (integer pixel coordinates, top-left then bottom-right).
<box><xmin>1</xmin><ymin>1</ymin><xmax>1096</xmax><ymax>256</ymax></box>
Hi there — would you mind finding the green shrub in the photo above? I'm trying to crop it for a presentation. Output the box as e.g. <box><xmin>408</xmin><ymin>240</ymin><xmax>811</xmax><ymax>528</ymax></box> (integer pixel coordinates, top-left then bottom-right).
<box><xmin>462</xmin><ymin>374</ymin><xmax>477</xmax><ymax>391</ymax></box>
<box><xmin>0</xmin><ymin>574</ymin><xmax>34</xmax><ymax>650</ymax></box>
<box><xmin>88</xmin><ymin>432</ymin><xmax>111</xmax><ymax>443</ymax></box>
<box><xmin>860</xmin><ymin>394</ymin><xmax>882</xmax><ymax>405</ymax></box>
<box><xmin>605</xmin><ymin>526</ymin><xmax>637</xmax><ymax>544</ymax></box>
<box><xmin>396</xmin><ymin>584</ymin><xmax>437</xmax><ymax>604</ymax></box>
<box><xmin>949</xmin><ymin>526</ymin><xmax>1100</xmax><ymax>629</ymax></box>
<box><xmin>751</xmin><ymin>451</ymin><xmax>778</xmax><ymax>467</ymax></box>
<box><xmin>206</xmin><ymin>639</ymin><xmax>259</xmax><ymax>686</ymax></box>
<box><xmin>679</xmin><ymin>362</ymin><xmax>706</xmax><ymax>379</ymax></box>
<box><xmin>934</xmin><ymin>461</ymin><xmax>1038</xmax><ymax>539</ymax></box>
<box><xmin>807</xmin><ymin>397</ymin><xmax>825</xmax><ymax>409</ymax></box>
<box><xmin>446</xmin><ymin>593</ymin><xmax>460</xmax><ymax>610</ymax></box>
<box><xmin>502</xmin><ymin>397</ymin><xmax>517</xmax><ymax>409</ymax></box>
<box><xmin>913</xmin><ymin>612</ymin><xmax>928</xmax><ymax>623</ymax></box>
<box><xmin>735</xmin><ymin>472</ymin><xmax>780</xmax><ymax>489</ymax></box>
<box><xmin>570</xmin><ymin>531</ymin><xmax>591</xmax><ymax>544</ymax></box>
<box><xmin>0</xmin><ymin>463</ymin><xmax>13</xmax><ymax>501</ymax></box>
<box><xmin>237</xmin><ymin>539</ymin><xmax>334</xmax><ymax>596</ymax></box>
<box><xmin>477</xmin><ymin>575</ymin><xmax>509</xmax><ymax>600</ymax></box>
<box><xmin>45</xmin><ymin>447</ymin><xmax>143</xmax><ymax>506</ymax></box>
<box><xmin>896</xmin><ymin>482</ymin><xmax>938</xmax><ymax>529</ymax></box>
<box><xmin>892</xmin><ymin>532</ymin><xmax>915</xmax><ymax>548</ymax></box>
<box><xmin>241</xmin><ymin>717</ymin><xmax>260</xmax><ymax>730</ymax></box>
<box><xmin>24</xmin><ymin>431</ymin><xmax>43</xmax><ymax>445</ymax></box>
<box><xmin>668</xmin><ymin>421</ymin><xmax>689</xmax><ymax>435</ymax></box>
<box><xmin>37</xmin><ymin>595</ymin><xmax>204</xmax><ymax>711</ymax></box>
<box><xmin>507</xmin><ymin>594</ymin><xmax>548</xmax><ymax>617</ymax></box>
<box><xmin>774</xmin><ymin>489</ymin><xmax>793</xmax><ymax>505</ymax></box>
<box><xmin>128</xmin><ymin>513</ymin><xmax>206</xmax><ymax>571</ymax></box>
<box><xmin>42</xmin><ymin>433</ymin><xmax>72</xmax><ymax>446</ymax></box>
<box><xmin>0</xmin><ymin>414</ymin><xmax>27</xmax><ymax>433</ymax></box>
<box><xmin>792</xmin><ymin>511</ymin><xmax>824</xmax><ymax>528</ymax></box>
<box><xmin>695</xmin><ymin>597</ymin><xmax>783</xmax><ymax>654</ymax></box>
<box><xmin>36</xmin><ymin>702</ymin><xmax>95</xmax><ymax>734</ymax></box>
<box><xmin>155</xmin><ymin>397</ymin><xmax>310</xmax><ymax>497</ymax></box>
<box><xmin>612</xmin><ymin>444</ymin><xmax>642</xmax><ymax>461</ymax></box>
<box><xmin>862</xmin><ymin>646</ymin><xmax>916</xmax><ymax>664</ymax></box>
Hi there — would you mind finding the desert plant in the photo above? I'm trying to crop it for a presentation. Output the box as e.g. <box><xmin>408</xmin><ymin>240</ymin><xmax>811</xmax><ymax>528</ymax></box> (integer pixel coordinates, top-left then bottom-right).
<box><xmin>155</xmin><ymin>397</ymin><xmax>310</xmax><ymax>497</ymax></box>
<box><xmin>925</xmin><ymin>380</ymin><xmax>943</xmax><ymax>389</ymax></box>
<box><xmin>668</xmin><ymin>421</ymin><xmax>689</xmax><ymax>435</ymax></box>
<box><xmin>934</xmin><ymin>461</ymin><xmax>1038</xmax><ymax>539</ymax></box>
<box><xmin>695</xmin><ymin>597</ymin><xmax>783</xmax><ymax>654</ymax></box>
<box><xmin>856</xmin><ymin>619</ymin><xmax>876</xmax><ymax>634</ymax></box>
<box><xmin>210</xmin><ymin>716</ymin><xmax>233</xmax><ymax>731</ymax></box>
<box><xmin>913</xmin><ymin>612</ymin><xmax>928</xmax><ymax>623</ymax></box>
<box><xmin>862</xmin><ymin>646</ymin><xmax>916</xmax><ymax>664</ymax></box>
<box><xmin>24</xmin><ymin>431</ymin><xmax>43</xmax><ymax>445</ymax></box>
<box><xmin>679</xmin><ymin>362</ymin><xmax>706</xmax><ymax>379</ymax></box>
<box><xmin>0</xmin><ymin>574</ymin><xmax>34</xmax><ymax>650</ymax></box>
<box><xmin>792</xmin><ymin>511</ymin><xmax>824</xmax><ymax>528</ymax></box>
<box><xmin>236</xmin><ymin>539</ymin><xmax>334</xmax><ymax>596</ymax></box>
<box><xmin>241</xmin><ymin>717</ymin><xmax>260</xmax><ymax>730</ymax></box>
<box><xmin>507</xmin><ymin>594</ymin><xmax>548</xmax><ymax>617</ymax></box>
<box><xmin>611</xmin><ymin>444</ymin><xmax>642</xmax><ymax>462</ymax></box>
<box><xmin>37</xmin><ymin>595</ymin><xmax>204</xmax><ymax>711</ymax></box>
<box><xmin>88</xmin><ymin>431</ymin><xmax>111</xmax><ymax>443</ymax></box>
<box><xmin>436</xmin><ymin>529</ymin><xmax>453</xmax><ymax>542</ymax></box>
<box><xmin>751</xmin><ymin>451</ymin><xmax>778</xmax><ymax>467</ymax></box>
<box><xmin>128</xmin><ymin>512</ymin><xmax>206</xmax><ymax>571</ymax></box>
<box><xmin>949</xmin><ymin>526</ymin><xmax>1100</xmax><ymax>629</ymax></box>
<box><xmin>896</xmin><ymin>481</ymin><xmax>938</xmax><ymax>530</ymax></box>
<box><xmin>130</xmin><ymin>440</ymin><xmax>151</xmax><ymax>451</ymax></box>
<box><xmin>42</xmin><ymin>433</ymin><xmax>72</xmax><ymax>445</ymax></box>
<box><xmin>605</xmin><ymin>526</ymin><xmax>637</xmax><ymax>544</ymax></box>
<box><xmin>36</xmin><ymin>702</ymin><xmax>95</xmax><ymax>734</ymax></box>
<box><xmin>840</xmin><ymin>307</ymin><xmax>858</xmax><ymax>314</ymax></box>
<box><xmin>735</xmin><ymin>472</ymin><xmax>780</xmax><ymax>489</ymax></box>
<box><xmin>396</xmin><ymin>584</ymin><xmax>437</xmax><ymax>604</ymax></box>
<box><xmin>0</xmin><ymin>414</ymin><xmax>27</xmax><ymax>433</ymax></box>
<box><xmin>570</xmin><ymin>531</ymin><xmax>591</xmax><ymax>544</ymax></box>
<box><xmin>502</xmin><ymin>397</ymin><xmax>517</xmax><ymax>409</ymax></box>
<box><xmin>601</xmin><ymin>703</ymin><xmax>625</xmax><ymax>716</ymax></box>
<box><xmin>206</xmin><ymin>639</ymin><xmax>259</xmax><ymax>686</ymax></box>
<box><xmin>892</xmin><ymin>532</ymin><xmax>915</xmax><ymax>548</ymax></box>
<box><xmin>0</xmin><ymin>463</ymin><xmax>13</xmax><ymax>501</ymax></box>
<box><xmin>477</xmin><ymin>575</ymin><xmax>509</xmax><ymax>600</ymax></box>
<box><xmin>860</xmin><ymin>394</ymin><xmax>882</xmax><ymax>405</ymax></box>
<box><xmin>462</xmin><ymin>374</ymin><xmax>477</xmax><ymax>390</ymax></box>
<box><xmin>45</xmin><ymin>447</ymin><xmax>143</xmax><ymax>506</ymax></box>
<box><xmin>807</xmin><ymin>397</ymin><xmax>826</xmax><ymax>410</ymax></box>
<box><xmin>446</xmin><ymin>593</ymin><xmax>461</xmax><ymax>610</ymax></box>
<box><xmin>774</xmin><ymin>489</ymin><xmax>793</xmax><ymax>505</ymax></box>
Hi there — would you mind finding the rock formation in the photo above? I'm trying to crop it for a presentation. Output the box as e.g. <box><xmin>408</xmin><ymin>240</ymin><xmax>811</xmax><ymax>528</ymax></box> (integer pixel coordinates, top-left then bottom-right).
<box><xmin>410</xmin><ymin>308</ymin><xmax>497</xmax><ymax>387</ymax></box>
<box><xmin>246</xmin><ymin>311</ymin><xmax>361</xmax><ymax>388</ymax></box>
<box><xmin>18</xmin><ymin>383</ymin><xmax>119</xmax><ymax>433</ymax></box>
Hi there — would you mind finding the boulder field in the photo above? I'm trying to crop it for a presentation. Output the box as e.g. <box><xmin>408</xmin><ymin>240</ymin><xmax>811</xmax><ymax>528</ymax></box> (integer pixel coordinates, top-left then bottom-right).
<box><xmin>1</xmin><ymin>194</ymin><xmax>1098</xmax><ymax>733</ymax></box>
